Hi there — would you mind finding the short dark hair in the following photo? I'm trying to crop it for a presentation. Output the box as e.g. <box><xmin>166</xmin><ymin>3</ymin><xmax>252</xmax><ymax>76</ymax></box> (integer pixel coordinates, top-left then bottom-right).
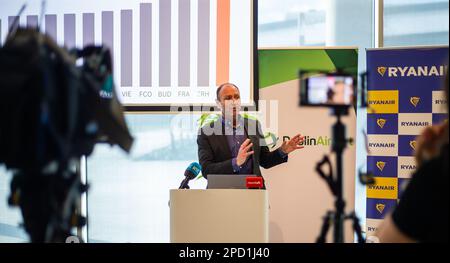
<box><xmin>216</xmin><ymin>83</ymin><xmax>239</xmax><ymax>100</ymax></box>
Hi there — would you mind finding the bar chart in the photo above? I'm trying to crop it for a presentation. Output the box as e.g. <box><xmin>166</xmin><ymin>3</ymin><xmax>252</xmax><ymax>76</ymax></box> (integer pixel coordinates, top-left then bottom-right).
<box><xmin>0</xmin><ymin>0</ymin><xmax>254</xmax><ymax>106</ymax></box>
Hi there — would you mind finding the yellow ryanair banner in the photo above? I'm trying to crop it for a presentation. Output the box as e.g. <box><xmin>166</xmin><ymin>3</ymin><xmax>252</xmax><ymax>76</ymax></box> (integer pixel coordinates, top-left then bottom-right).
<box><xmin>367</xmin><ymin>177</ymin><xmax>398</xmax><ymax>200</ymax></box>
<box><xmin>367</xmin><ymin>90</ymin><xmax>399</xmax><ymax>114</ymax></box>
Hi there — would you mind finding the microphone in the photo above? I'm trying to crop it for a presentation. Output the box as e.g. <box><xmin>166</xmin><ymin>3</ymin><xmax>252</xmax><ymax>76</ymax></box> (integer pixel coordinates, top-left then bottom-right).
<box><xmin>179</xmin><ymin>162</ymin><xmax>202</xmax><ymax>189</ymax></box>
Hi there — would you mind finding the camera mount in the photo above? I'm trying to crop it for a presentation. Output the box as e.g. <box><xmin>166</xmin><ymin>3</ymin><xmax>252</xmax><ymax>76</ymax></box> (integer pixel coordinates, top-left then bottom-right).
<box><xmin>315</xmin><ymin>108</ymin><xmax>365</xmax><ymax>243</ymax></box>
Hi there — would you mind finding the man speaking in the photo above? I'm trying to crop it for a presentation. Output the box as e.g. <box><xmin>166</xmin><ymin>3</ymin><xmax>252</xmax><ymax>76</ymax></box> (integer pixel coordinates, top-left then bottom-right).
<box><xmin>197</xmin><ymin>83</ymin><xmax>305</xmax><ymax>187</ymax></box>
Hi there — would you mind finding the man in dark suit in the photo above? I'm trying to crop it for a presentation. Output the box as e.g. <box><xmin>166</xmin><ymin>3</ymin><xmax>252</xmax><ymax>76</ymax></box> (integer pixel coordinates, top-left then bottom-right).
<box><xmin>197</xmin><ymin>83</ymin><xmax>305</xmax><ymax>186</ymax></box>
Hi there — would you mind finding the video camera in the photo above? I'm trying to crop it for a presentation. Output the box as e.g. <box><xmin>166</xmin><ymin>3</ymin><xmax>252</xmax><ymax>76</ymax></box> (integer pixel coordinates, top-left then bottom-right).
<box><xmin>0</xmin><ymin>25</ymin><xmax>133</xmax><ymax>242</ymax></box>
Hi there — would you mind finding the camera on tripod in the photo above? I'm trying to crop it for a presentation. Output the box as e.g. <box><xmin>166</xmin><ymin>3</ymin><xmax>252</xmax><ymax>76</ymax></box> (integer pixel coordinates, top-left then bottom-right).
<box><xmin>298</xmin><ymin>69</ymin><xmax>368</xmax><ymax>243</ymax></box>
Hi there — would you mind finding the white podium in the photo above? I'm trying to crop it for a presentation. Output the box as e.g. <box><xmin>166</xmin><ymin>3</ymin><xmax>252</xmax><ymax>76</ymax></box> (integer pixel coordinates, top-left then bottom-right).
<box><xmin>170</xmin><ymin>189</ymin><xmax>269</xmax><ymax>243</ymax></box>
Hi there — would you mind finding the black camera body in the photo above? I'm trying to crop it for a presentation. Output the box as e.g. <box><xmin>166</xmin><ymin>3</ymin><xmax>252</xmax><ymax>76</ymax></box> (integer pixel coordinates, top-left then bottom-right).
<box><xmin>0</xmin><ymin>27</ymin><xmax>133</xmax><ymax>242</ymax></box>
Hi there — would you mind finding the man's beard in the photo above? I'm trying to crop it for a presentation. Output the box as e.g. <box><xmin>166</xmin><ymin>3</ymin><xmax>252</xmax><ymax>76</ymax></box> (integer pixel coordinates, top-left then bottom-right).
<box><xmin>223</xmin><ymin>104</ymin><xmax>240</xmax><ymax>121</ymax></box>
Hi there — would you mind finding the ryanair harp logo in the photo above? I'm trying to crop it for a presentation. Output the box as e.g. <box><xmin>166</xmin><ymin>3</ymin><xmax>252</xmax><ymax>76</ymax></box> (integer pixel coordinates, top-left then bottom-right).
<box><xmin>410</xmin><ymin>140</ymin><xmax>417</xmax><ymax>151</ymax></box>
<box><xmin>410</xmin><ymin>97</ymin><xmax>420</xmax><ymax>107</ymax></box>
<box><xmin>376</xmin><ymin>161</ymin><xmax>386</xmax><ymax>172</ymax></box>
<box><xmin>377</xmin><ymin>67</ymin><xmax>387</xmax><ymax>77</ymax></box>
<box><xmin>376</xmin><ymin>204</ymin><xmax>386</xmax><ymax>214</ymax></box>
<box><xmin>377</xmin><ymin>119</ymin><xmax>387</xmax><ymax>129</ymax></box>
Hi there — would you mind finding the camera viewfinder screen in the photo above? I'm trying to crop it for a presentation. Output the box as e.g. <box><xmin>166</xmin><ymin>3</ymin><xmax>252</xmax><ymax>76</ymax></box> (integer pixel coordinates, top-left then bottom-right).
<box><xmin>307</xmin><ymin>75</ymin><xmax>354</xmax><ymax>106</ymax></box>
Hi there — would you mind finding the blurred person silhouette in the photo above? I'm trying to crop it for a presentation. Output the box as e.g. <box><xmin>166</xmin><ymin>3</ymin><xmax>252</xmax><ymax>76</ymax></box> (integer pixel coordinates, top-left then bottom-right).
<box><xmin>376</xmin><ymin>71</ymin><xmax>449</xmax><ymax>243</ymax></box>
<box><xmin>326</xmin><ymin>78</ymin><xmax>353</xmax><ymax>105</ymax></box>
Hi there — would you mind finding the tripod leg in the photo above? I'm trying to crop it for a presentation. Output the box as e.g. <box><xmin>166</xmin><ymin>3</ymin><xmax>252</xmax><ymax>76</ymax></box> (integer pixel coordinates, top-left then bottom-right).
<box><xmin>348</xmin><ymin>213</ymin><xmax>365</xmax><ymax>243</ymax></box>
<box><xmin>316</xmin><ymin>211</ymin><xmax>333</xmax><ymax>243</ymax></box>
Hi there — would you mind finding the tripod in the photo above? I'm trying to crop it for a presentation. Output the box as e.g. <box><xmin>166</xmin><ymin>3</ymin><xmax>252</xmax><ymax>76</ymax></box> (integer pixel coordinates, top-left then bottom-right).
<box><xmin>315</xmin><ymin>107</ymin><xmax>365</xmax><ymax>243</ymax></box>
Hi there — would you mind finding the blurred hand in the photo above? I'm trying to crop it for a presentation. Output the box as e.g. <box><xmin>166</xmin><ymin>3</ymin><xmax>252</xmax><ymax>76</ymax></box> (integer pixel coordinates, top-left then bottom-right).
<box><xmin>280</xmin><ymin>134</ymin><xmax>305</xmax><ymax>154</ymax></box>
<box><xmin>236</xmin><ymin>139</ymin><xmax>254</xmax><ymax>166</ymax></box>
<box><xmin>415</xmin><ymin>122</ymin><xmax>447</xmax><ymax>167</ymax></box>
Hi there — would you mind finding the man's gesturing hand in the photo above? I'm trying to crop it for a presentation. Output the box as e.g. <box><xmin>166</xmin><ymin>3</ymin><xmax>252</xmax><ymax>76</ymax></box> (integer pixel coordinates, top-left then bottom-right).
<box><xmin>236</xmin><ymin>139</ymin><xmax>254</xmax><ymax>166</ymax></box>
<box><xmin>280</xmin><ymin>134</ymin><xmax>305</xmax><ymax>154</ymax></box>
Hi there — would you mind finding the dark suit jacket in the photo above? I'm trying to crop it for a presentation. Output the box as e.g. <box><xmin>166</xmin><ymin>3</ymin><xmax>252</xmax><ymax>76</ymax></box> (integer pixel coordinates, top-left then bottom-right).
<box><xmin>197</xmin><ymin>117</ymin><xmax>288</xmax><ymax>184</ymax></box>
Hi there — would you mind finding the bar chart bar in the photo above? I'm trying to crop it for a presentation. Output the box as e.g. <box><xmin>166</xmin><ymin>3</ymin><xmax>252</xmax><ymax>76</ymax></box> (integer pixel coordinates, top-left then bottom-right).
<box><xmin>102</xmin><ymin>11</ymin><xmax>114</xmax><ymax>55</ymax></box>
<box><xmin>64</xmin><ymin>14</ymin><xmax>76</xmax><ymax>49</ymax></box>
<box><xmin>83</xmin><ymin>13</ymin><xmax>95</xmax><ymax>46</ymax></box>
<box><xmin>216</xmin><ymin>0</ymin><xmax>230</xmax><ymax>86</ymax></box>
<box><xmin>198</xmin><ymin>0</ymin><xmax>210</xmax><ymax>87</ymax></box>
<box><xmin>27</xmin><ymin>15</ymin><xmax>38</xmax><ymax>28</ymax></box>
<box><xmin>140</xmin><ymin>3</ymin><xmax>152</xmax><ymax>87</ymax></box>
<box><xmin>121</xmin><ymin>10</ymin><xmax>133</xmax><ymax>87</ymax></box>
<box><xmin>45</xmin><ymin>15</ymin><xmax>57</xmax><ymax>41</ymax></box>
<box><xmin>159</xmin><ymin>0</ymin><xmax>171</xmax><ymax>87</ymax></box>
<box><xmin>2</xmin><ymin>0</ymin><xmax>236</xmax><ymax>95</ymax></box>
<box><xmin>178</xmin><ymin>0</ymin><xmax>190</xmax><ymax>87</ymax></box>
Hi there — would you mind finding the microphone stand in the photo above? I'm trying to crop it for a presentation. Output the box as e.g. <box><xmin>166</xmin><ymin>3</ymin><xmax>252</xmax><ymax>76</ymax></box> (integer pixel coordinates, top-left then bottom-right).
<box><xmin>179</xmin><ymin>177</ymin><xmax>191</xmax><ymax>189</ymax></box>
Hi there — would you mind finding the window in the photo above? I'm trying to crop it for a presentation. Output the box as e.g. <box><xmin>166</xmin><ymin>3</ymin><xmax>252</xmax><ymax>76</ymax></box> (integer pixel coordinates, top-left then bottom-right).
<box><xmin>384</xmin><ymin>0</ymin><xmax>449</xmax><ymax>46</ymax></box>
<box><xmin>258</xmin><ymin>0</ymin><xmax>327</xmax><ymax>47</ymax></box>
<box><xmin>86</xmin><ymin>114</ymin><xmax>205</xmax><ymax>242</ymax></box>
<box><xmin>0</xmin><ymin>168</ymin><xmax>28</xmax><ymax>242</ymax></box>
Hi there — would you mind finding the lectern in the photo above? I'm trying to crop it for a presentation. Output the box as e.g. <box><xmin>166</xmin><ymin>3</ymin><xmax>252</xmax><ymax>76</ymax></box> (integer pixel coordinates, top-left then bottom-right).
<box><xmin>170</xmin><ymin>189</ymin><xmax>269</xmax><ymax>243</ymax></box>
